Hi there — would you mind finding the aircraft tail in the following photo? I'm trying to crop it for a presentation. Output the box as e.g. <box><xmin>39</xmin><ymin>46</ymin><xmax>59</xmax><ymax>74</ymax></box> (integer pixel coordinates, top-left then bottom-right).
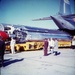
<box><xmin>59</xmin><ymin>0</ymin><xmax>71</xmax><ymax>15</ymax></box>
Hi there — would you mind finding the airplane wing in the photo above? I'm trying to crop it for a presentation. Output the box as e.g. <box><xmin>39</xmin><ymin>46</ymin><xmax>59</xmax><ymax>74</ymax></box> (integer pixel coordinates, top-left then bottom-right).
<box><xmin>24</xmin><ymin>26</ymin><xmax>70</xmax><ymax>35</ymax></box>
<box><xmin>23</xmin><ymin>26</ymin><xmax>72</xmax><ymax>40</ymax></box>
<box><xmin>32</xmin><ymin>16</ymin><xmax>52</xmax><ymax>21</ymax></box>
<box><xmin>32</xmin><ymin>14</ymin><xmax>75</xmax><ymax>21</ymax></box>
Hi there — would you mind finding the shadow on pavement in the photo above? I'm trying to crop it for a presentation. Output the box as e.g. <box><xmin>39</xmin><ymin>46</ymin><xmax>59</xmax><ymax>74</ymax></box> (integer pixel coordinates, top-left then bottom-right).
<box><xmin>47</xmin><ymin>51</ymin><xmax>61</xmax><ymax>56</ymax></box>
<box><xmin>3</xmin><ymin>58</ymin><xmax>24</xmax><ymax>67</ymax></box>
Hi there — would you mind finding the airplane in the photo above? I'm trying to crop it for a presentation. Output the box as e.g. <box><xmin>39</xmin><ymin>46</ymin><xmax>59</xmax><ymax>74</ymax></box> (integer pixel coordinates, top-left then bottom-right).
<box><xmin>32</xmin><ymin>0</ymin><xmax>75</xmax><ymax>36</ymax></box>
<box><xmin>0</xmin><ymin>23</ymin><xmax>72</xmax><ymax>43</ymax></box>
<box><xmin>0</xmin><ymin>0</ymin><xmax>74</xmax><ymax>43</ymax></box>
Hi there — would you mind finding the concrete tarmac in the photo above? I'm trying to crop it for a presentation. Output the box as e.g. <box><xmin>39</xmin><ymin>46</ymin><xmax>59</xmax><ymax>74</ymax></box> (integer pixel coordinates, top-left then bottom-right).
<box><xmin>0</xmin><ymin>49</ymin><xmax>75</xmax><ymax>75</ymax></box>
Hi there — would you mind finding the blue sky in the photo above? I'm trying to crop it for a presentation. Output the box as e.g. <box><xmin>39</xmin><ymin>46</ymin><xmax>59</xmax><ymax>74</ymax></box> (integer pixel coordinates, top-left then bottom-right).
<box><xmin>0</xmin><ymin>0</ymin><xmax>74</xmax><ymax>29</ymax></box>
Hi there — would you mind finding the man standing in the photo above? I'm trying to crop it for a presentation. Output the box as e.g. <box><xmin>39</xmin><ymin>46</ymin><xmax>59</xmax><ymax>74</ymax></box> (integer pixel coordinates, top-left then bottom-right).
<box><xmin>48</xmin><ymin>38</ymin><xmax>51</xmax><ymax>51</ymax></box>
<box><xmin>0</xmin><ymin>36</ymin><xmax>5</xmax><ymax>67</ymax></box>
<box><xmin>50</xmin><ymin>38</ymin><xmax>55</xmax><ymax>54</ymax></box>
<box><xmin>54</xmin><ymin>39</ymin><xmax>58</xmax><ymax>55</ymax></box>
<box><xmin>44</xmin><ymin>39</ymin><xmax>48</xmax><ymax>56</ymax></box>
<box><xmin>71</xmin><ymin>36</ymin><xmax>75</xmax><ymax>49</ymax></box>
<box><xmin>10</xmin><ymin>38</ymin><xmax>16</xmax><ymax>54</ymax></box>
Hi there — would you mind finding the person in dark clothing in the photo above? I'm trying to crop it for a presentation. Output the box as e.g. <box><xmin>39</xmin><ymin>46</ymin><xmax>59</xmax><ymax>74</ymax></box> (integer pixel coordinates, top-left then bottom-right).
<box><xmin>44</xmin><ymin>39</ymin><xmax>48</xmax><ymax>56</ymax></box>
<box><xmin>0</xmin><ymin>36</ymin><xmax>5</xmax><ymax>67</ymax></box>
